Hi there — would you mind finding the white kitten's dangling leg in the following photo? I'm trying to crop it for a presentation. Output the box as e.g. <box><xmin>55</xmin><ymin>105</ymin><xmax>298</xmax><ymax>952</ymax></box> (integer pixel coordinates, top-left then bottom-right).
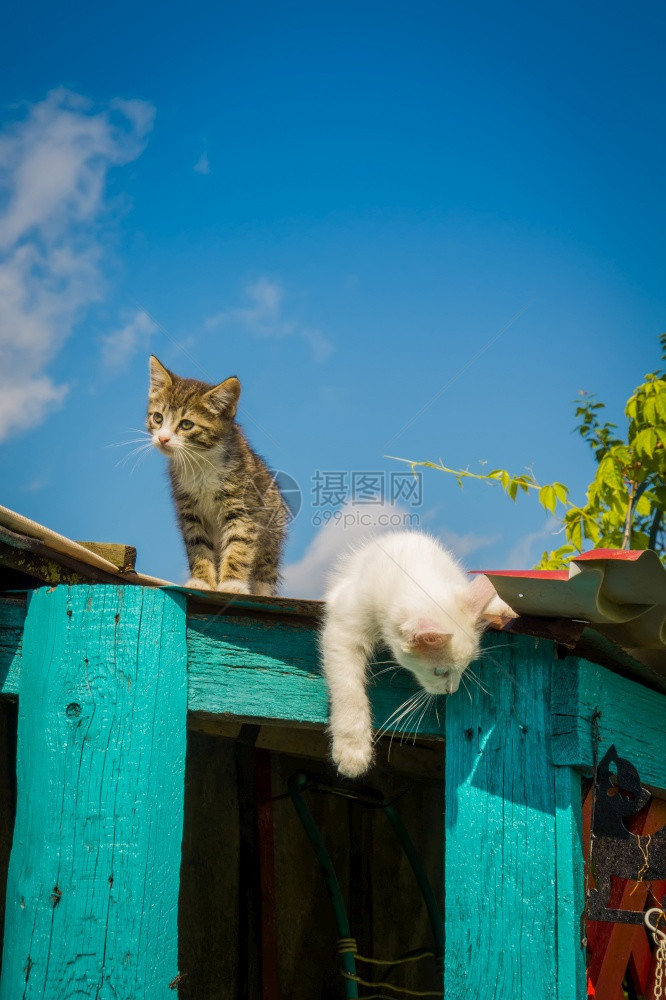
<box><xmin>321</xmin><ymin>625</ymin><xmax>374</xmax><ymax>779</ymax></box>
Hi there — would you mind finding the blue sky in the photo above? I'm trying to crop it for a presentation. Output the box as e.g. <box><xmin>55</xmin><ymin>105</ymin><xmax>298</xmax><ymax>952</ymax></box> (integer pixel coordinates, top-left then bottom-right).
<box><xmin>1</xmin><ymin>0</ymin><xmax>664</xmax><ymax>595</ymax></box>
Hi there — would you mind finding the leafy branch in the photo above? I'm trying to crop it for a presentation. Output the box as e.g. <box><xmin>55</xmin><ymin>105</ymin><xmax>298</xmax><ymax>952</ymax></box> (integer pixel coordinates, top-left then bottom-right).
<box><xmin>389</xmin><ymin>334</ymin><xmax>666</xmax><ymax>570</ymax></box>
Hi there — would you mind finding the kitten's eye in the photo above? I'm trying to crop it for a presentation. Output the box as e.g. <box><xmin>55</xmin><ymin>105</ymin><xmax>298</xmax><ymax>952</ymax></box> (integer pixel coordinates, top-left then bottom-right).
<box><xmin>153</xmin><ymin>412</ymin><xmax>163</xmax><ymax>425</ymax></box>
<box><xmin>179</xmin><ymin>419</ymin><xmax>194</xmax><ymax>430</ymax></box>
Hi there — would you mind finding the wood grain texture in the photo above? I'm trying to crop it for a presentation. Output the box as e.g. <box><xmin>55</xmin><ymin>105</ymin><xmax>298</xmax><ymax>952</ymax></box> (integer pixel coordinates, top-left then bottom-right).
<box><xmin>0</xmin><ymin>701</ymin><xmax>17</xmax><ymax>979</ymax></box>
<box><xmin>551</xmin><ymin>656</ymin><xmax>666</xmax><ymax>788</ymax></box>
<box><xmin>554</xmin><ymin>767</ymin><xmax>586</xmax><ymax>1000</ymax></box>
<box><xmin>186</xmin><ymin>614</ymin><xmax>446</xmax><ymax>737</ymax></box>
<box><xmin>0</xmin><ymin>597</ymin><xmax>24</xmax><ymax>697</ymax></box>
<box><xmin>2</xmin><ymin>599</ymin><xmax>444</xmax><ymax>743</ymax></box>
<box><xmin>444</xmin><ymin>632</ymin><xmax>585</xmax><ymax>1000</ymax></box>
<box><xmin>75</xmin><ymin>542</ymin><xmax>137</xmax><ymax>572</ymax></box>
<box><xmin>0</xmin><ymin>585</ymin><xmax>188</xmax><ymax>999</ymax></box>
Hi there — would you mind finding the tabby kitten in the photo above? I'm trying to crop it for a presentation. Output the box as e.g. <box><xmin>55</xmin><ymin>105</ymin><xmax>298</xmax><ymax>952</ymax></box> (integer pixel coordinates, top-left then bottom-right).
<box><xmin>147</xmin><ymin>355</ymin><xmax>288</xmax><ymax>595</ymax></box>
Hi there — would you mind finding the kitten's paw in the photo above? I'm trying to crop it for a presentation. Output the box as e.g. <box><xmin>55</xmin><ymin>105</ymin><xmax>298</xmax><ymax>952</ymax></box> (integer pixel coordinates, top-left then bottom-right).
<box><xmin>185</xmin><ymin>577</ymin><xmax>214</xmax><ymax>590</ymax></box>
<box><xmin>333</xmin><ymin>738</ymin><xmax>373</xmax><ymax>779</ymax></box>
<box><xmin>217</xmin><ymin>579</ymin><xmax>251</xmax><ymax>595</ymax></box>
<box><xmin>253</xmin><ymin>582</ymin><xmax>277</xmax><ymax>597</ymax></box>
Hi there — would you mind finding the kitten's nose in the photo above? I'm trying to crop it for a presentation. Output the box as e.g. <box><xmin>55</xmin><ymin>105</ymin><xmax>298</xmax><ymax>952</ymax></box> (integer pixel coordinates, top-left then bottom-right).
<box><xmin>158</xmin><ymin>433</ymin><xmax>171</xmax><ymax>444</ymax></box>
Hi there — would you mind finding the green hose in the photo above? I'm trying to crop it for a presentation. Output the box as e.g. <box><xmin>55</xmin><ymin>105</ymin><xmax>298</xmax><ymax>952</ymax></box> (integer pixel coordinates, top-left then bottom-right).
<box><xmin>288</xmin><ymin>771</ymin><xmax>444</xmax><ymax>994</ymax></box>
<box><xmin>289</xmin><ymin>771</ymin><xmax>359</xmax><ymax>998</ymax></box>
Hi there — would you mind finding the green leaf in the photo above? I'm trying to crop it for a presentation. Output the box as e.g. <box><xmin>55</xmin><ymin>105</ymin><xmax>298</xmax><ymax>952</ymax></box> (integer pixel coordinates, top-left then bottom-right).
<box><xmin>568</xmin><ymin>515</ymin><xmax>583</xmax><ymax>552</ymax></box>
<box><xmin>655</xmin><ymin>390</ymin><xmax>666</xmax><ymax>422</ymax></box>
<box><xmin>553</xmin><ymin>482</ymin><xmax>569</xmax><ymax>503</ymax></box>
<box><xmin>655</xmin><ymin>426</ymin><xmax>666</xmax><ymax>452</ymax></box>
<box><xmin>583</xmin><ymin>518</ymin><xmax>601</xmax><ymax>544</ymax></box>
<box><xmin>598</xmin><ymin>456</ymin><xmax>625</xmax><ymax>491</ymax></box>
<box><xmin>634</xmin><ymin>428</ymin><xmax>658</xmax><ymax>457</ymax></box>
<box><xmin>643</xmin><ymin>397</ymin><xmax>657</xmax><ymax>424</ymax></box>
<box><xmin>539</xmin><ymin>484</ymin><xmax>557</xmax><ymax>514</ymax></box>
<box><xmin>635</xmin><ymin>493</ymin><xmax>652</xmax><ymax>516</ymax></box>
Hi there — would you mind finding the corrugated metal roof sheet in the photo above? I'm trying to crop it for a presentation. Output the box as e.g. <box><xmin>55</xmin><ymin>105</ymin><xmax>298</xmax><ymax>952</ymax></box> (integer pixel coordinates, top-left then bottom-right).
<box><xmin>484</xmin><ymin>548</ymin><xmax>666</xmax><ymax>670</ymax></box>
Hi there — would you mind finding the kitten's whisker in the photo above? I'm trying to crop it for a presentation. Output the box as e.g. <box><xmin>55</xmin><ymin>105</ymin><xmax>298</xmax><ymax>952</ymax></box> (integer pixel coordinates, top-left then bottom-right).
<box><xmin>412</xmin><ymin>694</ymin><xmax>433</xmax><ymax>742</ymax></box>
<box><xmin>370</xmin><ymin>664</ymin><xmax>400</xmax><ymax>681</ymax></box>
<box><xmin>481</xmin><ymin>654</ymin><xmax>528</xmax><ymax>695</ymax></box>
<box><xmin>179</xmin><ymin>449</ymin><xmax>195</xmax><ymax>479</ymax></box>
<box><xmin>374</xmin><ymin>695</ymin><xmax>421</xmax><ymax>743</ymax></box>
<box><xmin>187</xmin><ymin>449</ymin><xmax>219</xmax><ymax>474</ymax></box>
<box><xmin>130</xmin><ymin>449</ymin><xmax>153</xmax><ymax>476</ymax></box>
<box><xmin>116</xmin><ymin>443</ymin><xmax>153</xmax><ymax>469</ymax></box>
<box><xmin>107</xmin><ymin>438</ymin><xmax>153</xmax><ymax>449</ymax></box>
<box><xmin>388</xmin><ymin>693</ymin><xmax>427</xmax><ymax>755</ymax></box>
<box><xmin>177</xmin><ymin>447</ymin><xmax>198</xmax><ymax>482</ymax></box>
<box><xmin>393</xmin><ymin>690</ymin><xmax>430</xmax><ymax>745</ymax></box>
<box><xmin>116</xmin><ymin>443</ymin><xmax>151</xmax><ymax>461</ymax></box>
<box><xmin>374</xmin><ymin>690</ymin><xmax>424</xmax><ymax>744</ymax></box>
<box><xmin>462</xmin><ymin>668</ymin><xmax>490</xmax><ymax>695</ymax></box>
<box><xmin>397</xmin><ymin>699</ymin><xmax>427</xmax><ymax>748</ymax></box>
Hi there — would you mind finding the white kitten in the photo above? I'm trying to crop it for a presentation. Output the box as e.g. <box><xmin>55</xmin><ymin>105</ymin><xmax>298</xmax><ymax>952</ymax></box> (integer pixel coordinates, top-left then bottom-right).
<box><xmin>320</xmin><ymin>530</ymin><xmax>509</xmax><ymax>778</ymax></box>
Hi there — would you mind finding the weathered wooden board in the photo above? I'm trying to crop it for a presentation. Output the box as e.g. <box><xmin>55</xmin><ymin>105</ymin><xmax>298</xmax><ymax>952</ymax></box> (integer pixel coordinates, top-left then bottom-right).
<box><xmin>187</xmin><ymin>614</ymin><xmax>446</xmax><ymax>738</ymax></box>
<box><xmin>75</xmin><ymin>542</ymin><xmax>137</xmax><ymax>572</ymax></box>
<box><xmin>551</xmin><ymin>656</ymin><xmax>666</xmax><ymax>789</ymax></box>
<box><xmin>2</xmin><ymin>598</ymin><xmax>445</xmax><ymax>743</ymax></box>
<box><xmin>0</xmin><ymin>700</ymin><xmax>17</xmax><ymax>976</ymax></box>
<box><xmin>0</xmin><ymin>598</ymin><xmax>24</xmax><ymax>697</ymax></box>
<box><xmin>0</xmin><ymin>586</ymin><xmax>188</xmax><ymax>999</ymax></box>
<box><xmin>444</xmin><ymin>633</ymin><xmax>585</xmax><ymax>1000</ymax></box>
<box><xmin>554</xmin><ymin>766</ymin><xmax>585</xmax><ymax>1000</ymax></box>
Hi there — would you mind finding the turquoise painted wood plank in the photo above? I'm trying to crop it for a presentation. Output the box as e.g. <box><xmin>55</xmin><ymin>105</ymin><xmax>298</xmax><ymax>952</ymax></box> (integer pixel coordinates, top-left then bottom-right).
<box><xmin>554</xmin><ymin>767</ymin><xmax>586</xmax><ymax>1000</ymax></box>
<box><xmin>0</xmin><ymin>585</ymin><xmax>188</xmax><ymax>999</ymax></box>
<box><xmin>1</xmin><ymin>600</ymin><xmax>443</xmax><ymax>736</ymax></box>
<box><xmin>444</xmin><ymin>633</ymin><xmax>585</xmax><ymax>1000</ymax></box>
<box><xmin>187</xmin><ymin>614</ymin><xmax>445</xmax><ymax>736</ymax></box>
<box><xmin>0</xmin><ymin>597</ymin><xmax>24</xmax><ymax>697</ymax></box>
<box><xmin>551</xmin><ymin>657</ymin><xmax>666</xmax><ymax>788</ymax></box>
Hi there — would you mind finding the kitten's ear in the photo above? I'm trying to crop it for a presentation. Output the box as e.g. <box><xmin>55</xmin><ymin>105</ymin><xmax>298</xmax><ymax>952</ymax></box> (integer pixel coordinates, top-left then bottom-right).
<box><xmin>149</xmin><ymin>355</ymin><xmax>173</xmax><ymax>391</ymax></box>
<box><xmin>462</xmin><ymin>574</ymin><xmax>505</xmax><ymax>621</ymax></box>
<box><xmin>400</xmin><ymin>620</ymin><xmax>452</xmax><ymax>654</ymax></box>
<box><xmin>204</xmin><ymin>376</ymin><xmax>241</xmax><ymax>418</ymax></box>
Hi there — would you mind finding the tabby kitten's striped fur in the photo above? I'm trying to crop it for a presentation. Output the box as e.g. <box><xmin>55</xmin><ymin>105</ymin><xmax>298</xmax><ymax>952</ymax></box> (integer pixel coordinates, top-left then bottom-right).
<box><xmin>148</xmin><ymin>355</ymin><xmax>288</xmax><ymax>595</ymax></box>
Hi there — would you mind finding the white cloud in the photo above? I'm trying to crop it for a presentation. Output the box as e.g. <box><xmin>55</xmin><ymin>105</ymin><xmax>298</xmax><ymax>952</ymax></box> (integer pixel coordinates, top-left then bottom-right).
<box><xmin>194</xmin><ymin>151</ymin><xmax>210</xmax><ymax>174</ymax></box>
<box><xmin>504</xmin><ymin>516</ymin><xmax>561</xmax><ymax>568</ymax></box>
<box><xmin>282</xmin><ymin>501</ymin><xmax>408</xmax><ymax>599</ymax></box>
<box><xmin>0</xmin><ymin>88</ymin><xmax>154</xmax><ymax>440</ymax></box>
<box><xmin>206</xmin><ymin>277</ymin><xmax>333</xmax><ymax>362</ymax></box>
<box><xmin>437</xmin><ymin>527</ymin><xmax>500</xmax><ymax>562</ymax></box>
<box><xmin>0</xmin><ymin>375</ymin><xmax>68</xmax><ymax>436</ymax></box>
<box><xmin>101</xmin><ymin>309</ymin><xmax>157</xmax><ymax>370</ymax></box>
